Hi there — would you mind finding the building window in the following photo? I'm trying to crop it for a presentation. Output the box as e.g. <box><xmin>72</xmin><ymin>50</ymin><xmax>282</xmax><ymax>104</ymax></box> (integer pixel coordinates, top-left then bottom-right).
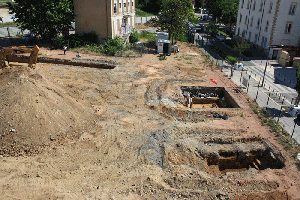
<box><xmin>124</xmin><ymin>3</ymin><xmax>126</xmax><ymax>7</ymax></box>
<box><xmin>245</xmin><ymin>15</ymin><xmax>248</xmax><ymax>24</ymax></box>
<box><xmin>261</xmin><ymin>36</ymin><xmax>264</xmax><ymax>46</ymax></box>
<box><xmin>119</xmin><ymin>3</ymin><xmax>121</xmax><ymax>8</ymax></box>
<box><xmin>257</xmin><ymin>18</ymin><xmax>260</xmax><ymax>28</ymax></box>
<box><xmin>265</xmin><ymin>20</ymin><xmax>269</xmax><ymax>31</ymax></box>
<box><xmin>238</xmin><ymin>28</ymin><xmax>240</xmax><ymax>36</ymax></box>
<box><xmin>289</xmin><ymin>3</ymin><xmax>297</xmax><ymax>15</ymax></box>
<box><xmin>114</xmin><ymin>3</ymin><xmax>117</xmax><ymax>13</ymax></box>
<box><xmin>241</xmin><ymin>0</ymin><xmax>245</xmax><ymax>8</ymax></box>
<box><xmin>255</xmin><ymin>34</ymin><xmax>258</xmax><ymax>43</ymax></box>
<box><xmin>132</xmin><ymin>2</ymin><xmax>134</xmax><ymax>7</ymax></box>
<box><xmin>268</xmin><ymin>2</ymin><xmax>273</xmax><ymax>13</ymax></box>
<box><xmin>285</xmin><ymin>22</ymin><xmax>292</xmax><ymax>33</ymax></box>
<box><xmin>240</xmin><ymin>14</ymin><xmax>242</xmax><ymax>23</ymax></box>
<box><xmin>248</xmin><ymin>32</ymin><xmax>252</xmax><ymax>40</ymax></box>
<box><xmin>259</xmin><ymin>2</ymin><xmax>263</xmax><ymax>11</ymax></box>
<box><xmin>250</xmin><ymin>17</ymin><xmax>253</xmax><ymax>26</ymax></box>
<box><xmin>128</xmin><ymin>2</ymin><xmax>130</xmax><ymax>7</ymax></box>
<box><xmin>247</xmin><ymin>0</ymin><xmax>250</xmax><ymax>9</ymax></box>
<box><xmin>253</xmin><ymin>1</ymin><xmax>256</xmax><ymax>10</ymax></box>
<box><xmin>242</xmin><ymin>30</ymin><xmax>247</xmax><ymax>37</ymax></box>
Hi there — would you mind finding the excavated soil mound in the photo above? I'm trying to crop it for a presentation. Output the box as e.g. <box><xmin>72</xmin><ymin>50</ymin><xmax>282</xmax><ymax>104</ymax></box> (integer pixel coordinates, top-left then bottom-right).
<box><xmin>0</xmin><ymin>64</ymin><xmax>98</xmax><ymax>156</ymax></box>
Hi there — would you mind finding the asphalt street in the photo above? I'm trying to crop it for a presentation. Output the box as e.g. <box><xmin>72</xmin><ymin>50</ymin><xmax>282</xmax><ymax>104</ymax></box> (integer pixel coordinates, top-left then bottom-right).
<box><xmin>195</xmin><ymin>35</ymin><xmax>300</xmax><ymax>143</ymax></box>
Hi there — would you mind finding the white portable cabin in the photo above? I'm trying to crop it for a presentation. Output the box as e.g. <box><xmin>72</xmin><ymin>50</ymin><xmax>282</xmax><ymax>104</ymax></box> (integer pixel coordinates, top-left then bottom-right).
<box><xmin>156</xmin><ymin>32</ymin><xmax>169</xmax><ymax>46</ymax></box>
<box><xmin>157</xmin><ymin>39</ymin><xmax>171</xmax><ymax>55</ymax></box>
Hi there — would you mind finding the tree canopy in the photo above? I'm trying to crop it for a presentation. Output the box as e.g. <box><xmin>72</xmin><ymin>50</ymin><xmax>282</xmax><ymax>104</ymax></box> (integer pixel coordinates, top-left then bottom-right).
<box><xmin>7</xmin><ymin>0</ymin><xmax>74</xmax><ymax>39</ymax></box>
<box><xmin>157</xmin><ymin>0</ymin><xmax>196</xmax><ymax>44</ymax></box>
<box><xmin>136</xmin><ymin>0</ymin><xmax>163</xmax><ymax>13</ymax></box>
<box><xmin>206</xmin><ymin>0</ymin><xmax>239</xmax><ymax>25</ymax></box>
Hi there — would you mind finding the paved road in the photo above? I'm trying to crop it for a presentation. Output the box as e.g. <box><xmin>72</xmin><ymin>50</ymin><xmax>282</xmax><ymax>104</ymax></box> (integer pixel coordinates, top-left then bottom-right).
<box><xmin>195</xmin><ymin>40</ymin><xmax>300</xmax><ymax>144</ymax></box>
<box><xmin>223</xmin><ymin>65</ymin><xmax>300</xmax><ymax>143</ymax></box>
<box><xmin>241</xmin><ymin>60</ymin><xmax>298</xmax><ymax>104</ymax></box>
<box><xmin>0</xmin><ymin>27</ymin><xmax>29</xmax><ymax>37</ymax></box>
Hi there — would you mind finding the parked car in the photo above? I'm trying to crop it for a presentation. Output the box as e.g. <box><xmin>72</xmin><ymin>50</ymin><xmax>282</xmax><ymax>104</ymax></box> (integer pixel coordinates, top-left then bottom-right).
<box><xmin>216</xmin><ymin>33</ymin><xmax>226</xmax><ymax>41</ymax></box>
<box><xmin>21</xmin><ymin>33</ymin><xmax>36</xmax><ymax>41</ymax></box>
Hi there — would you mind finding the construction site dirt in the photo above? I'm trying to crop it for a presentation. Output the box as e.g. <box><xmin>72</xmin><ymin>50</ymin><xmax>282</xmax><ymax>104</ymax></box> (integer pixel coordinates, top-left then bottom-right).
<box><xmin>0</xmin><ymin>42</ymin><xmax>299</xmax><ymax>199</ymax></box>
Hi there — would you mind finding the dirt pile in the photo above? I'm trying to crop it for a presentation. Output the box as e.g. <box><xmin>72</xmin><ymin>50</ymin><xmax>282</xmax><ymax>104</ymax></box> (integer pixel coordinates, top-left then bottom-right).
<box><xmin>0</xmin><ymin>64</ymin><xmax>98</xmax><ymax>156</ymax></box>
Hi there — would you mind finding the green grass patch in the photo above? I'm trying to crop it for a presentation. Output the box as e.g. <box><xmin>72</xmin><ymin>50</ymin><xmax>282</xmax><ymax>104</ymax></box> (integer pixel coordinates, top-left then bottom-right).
<box><xmin>135</xmin><ymin>9</ymin><xmax>155</xmax><ymax>17</ymax></box>
<box><xmin>0</xmin><ymin>0</ymin><xmax>8</xmax><ymax>8</ymax></box>
<box><xmin>139</xmin><ymin>31</ymin><xmax>156</xmax><ymax>41</ymax></box>
<box><xmin>218</xmin><ymin>30</ymin><xmax>230</xmax><ymax>38</ymax></box>
<box><xmin>0</xmin><ymin>21</ymin><xmax>18</xmax><ymax>28</ymax></box>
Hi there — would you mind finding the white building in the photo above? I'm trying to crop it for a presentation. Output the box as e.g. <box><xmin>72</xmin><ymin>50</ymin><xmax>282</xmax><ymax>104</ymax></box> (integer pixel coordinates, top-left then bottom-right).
<box><xmin>74</xmin><ymin>0</ymin><xmax>135</xmax><ymax>41</ymax></box>
<box><xmin>235</xmin><ymin>0</ymin><xmax>299</xmax><ymax>58</ymax></box>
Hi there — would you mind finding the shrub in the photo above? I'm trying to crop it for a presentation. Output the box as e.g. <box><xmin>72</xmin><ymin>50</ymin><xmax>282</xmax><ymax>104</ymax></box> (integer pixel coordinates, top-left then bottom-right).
<box><xmin>159</xmin><ymin>54</ymin><xmax>166</xmax><ymax>60</ymax></box>
<box><xmin>226</xmin><ymin>55</ymin><xmax>239</xmax><ymax>64</ymax></box>
<box><xmin>130</xmin><ymin>28</ymin><xmax>139</xmax><ymax>43</ymax></box>
<box><xmin>51</xmin><ymin>34</ymin><xmax>68</xmax><ymax>49</ymax></box>
<box><xmin>104</xmin><ymin>36</ymin><xmax>124</xmax><ymax>56</ymax></box>
<box><xmin>177</xmin><ymin>32</ymin><xmax>189</xmax><ymax>43</ymax></box>
<box><xmin>139</xmin><ymin>31</ymin><xmax>156</xmax><ymax>41</ymax></box>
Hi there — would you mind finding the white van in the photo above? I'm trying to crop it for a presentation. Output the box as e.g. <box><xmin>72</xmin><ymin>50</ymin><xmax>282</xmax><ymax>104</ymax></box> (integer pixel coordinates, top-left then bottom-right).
<box><xmin>234</xmin><ymin>63</ymin><xmax>243</xmax><ymax>70</ymax></box>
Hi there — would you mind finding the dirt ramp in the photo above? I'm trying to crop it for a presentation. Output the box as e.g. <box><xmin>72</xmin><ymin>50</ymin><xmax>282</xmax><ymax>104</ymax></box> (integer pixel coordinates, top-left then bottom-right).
<box><xmin>0</xmin><ymin>66</ymin><xmax>98</xmax><ymax>156</ymax></box>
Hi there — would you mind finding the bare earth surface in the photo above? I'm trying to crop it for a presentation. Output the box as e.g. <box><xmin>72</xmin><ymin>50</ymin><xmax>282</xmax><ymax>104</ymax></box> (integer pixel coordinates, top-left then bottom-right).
<box><xmin>0</xmin><ymin>42</ymin><xmax>299</xmax><ymax>199</ymax></box>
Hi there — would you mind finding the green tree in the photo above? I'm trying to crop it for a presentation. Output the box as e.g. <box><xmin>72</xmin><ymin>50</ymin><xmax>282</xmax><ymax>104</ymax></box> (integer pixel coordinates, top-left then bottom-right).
<box><xmin>7</xmin><ymin>0</ymin><xmax>74</xmax><ymax>39</ymax></box>
<box><xmin>206</xmin><ymin>0</ymin><xmax>239</xmax><ymax>25</ymax></box>
<box><xmin>295</xmin><ymin>65</ymin><xmax>300</xmax><ymax>106</ymax></box>
<box><xmin>195</xmin><ymin>0</ymin><xmax>203</xmax><ymax>9</ymax></box>
<box><xmin>157</xmin><ymin>0</ymin><xmax>193</xmax><ymax>44</ymax></box>
<box><xmin>234</xmin><ymin>37</ymin><xmax>250</xmax><ymax>61</ymax></box>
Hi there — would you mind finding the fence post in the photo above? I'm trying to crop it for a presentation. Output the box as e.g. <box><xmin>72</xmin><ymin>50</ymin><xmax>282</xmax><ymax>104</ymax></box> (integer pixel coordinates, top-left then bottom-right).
<box><xmin>247</xmin><ymin>81</ymin><xmax>250</xmax><ymax>93</ymax></box>
<box><xmin>277</xmin><ymin>106</ymin><xmax>282</xmax><ymax>123</ymax></box>
<box><xmin>266</xmin><ymin>92</ymin><xmax>271</xmax><ymax>106</ymax></box>
<box><xmin>255</xmin><ymin>89</ymin><xmax>259</xmax><ymax>101</ymax></box>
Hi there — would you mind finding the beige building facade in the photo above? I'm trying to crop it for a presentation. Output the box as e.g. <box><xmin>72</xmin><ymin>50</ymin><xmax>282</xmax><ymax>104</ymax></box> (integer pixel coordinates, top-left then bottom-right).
<box><xmin>236</xmin><ymin>0</ymin><xmax>300</xmax><ymax>57</ymax></box>
<box><xmin>74</xmin><ymin>0</ymin><xmax>135</xmax><ymax>41</ymax></box>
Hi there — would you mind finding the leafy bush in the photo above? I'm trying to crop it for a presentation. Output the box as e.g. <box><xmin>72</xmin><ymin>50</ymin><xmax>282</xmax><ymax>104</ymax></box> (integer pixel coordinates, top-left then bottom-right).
<box><xmin>135</xmin><ymin>8</ymin><xmax>154</xmax><ymax>17</ymax></box>
<box><xmin>104</xmin><ymin>36</ymin><xmax>124</xmax><ymax>56</ymax></box>
<box><xmin>218</xmin><ymin>30</ymin><xmax>230</xmax><ymax>38</ymax></box>
<box><xmin>159</xmin><ymin>54</ymin><xmax>166</xmax><ymax>60</ymax></box>
<box><xmin>51</xmin><ymin>32</ymin><xmax>99</xmax><ymax>49</ymax></box>
<box><xmin>130</xmin><ymin>28</ymin><xmax>139</xmax><ymax>43</ymax></box>
<box><xmin>139</xmin><ymin>31</ymin><xmax>156</xmax><ymax>41</ymax></box>
<box><xmin>177</xmin><ymin>32</ymin><xmax>189</xmax><ymax>43</ymax></box>
<box><xmin>52</xmin><ymin>34</ymin><xmax>68</xmax><ymax>49</ymax></box>
<box><xmin>226</xmin><ymin>55</ymin><xmax>239</xmax><ymax>64</ymax></box>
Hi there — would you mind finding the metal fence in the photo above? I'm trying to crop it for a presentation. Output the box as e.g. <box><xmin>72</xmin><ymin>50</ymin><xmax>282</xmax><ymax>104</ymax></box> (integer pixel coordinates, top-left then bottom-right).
<box><xmin>188</xmin><ymin>32</ymin><xmax>229</xmax><ymax>71</ymax></box>
<box><xmin>135</xmin><ymin>16</ymin><xmax>157</xmax><ymax>24</ymax></box>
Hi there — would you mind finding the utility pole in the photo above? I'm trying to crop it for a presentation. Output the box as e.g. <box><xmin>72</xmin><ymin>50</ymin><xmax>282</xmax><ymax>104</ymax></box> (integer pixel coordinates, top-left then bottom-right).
<box><xmin>261</xmin><ymin>61</ymin><xmax>267</xmax><ymax>87</ymax></box>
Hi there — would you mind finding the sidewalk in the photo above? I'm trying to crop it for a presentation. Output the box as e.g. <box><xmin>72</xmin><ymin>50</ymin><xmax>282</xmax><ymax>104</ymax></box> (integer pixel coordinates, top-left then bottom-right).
<box><xmin>222</xmin><ymin>64</ymin><xmax>300</xmax><ymax>144</ymax></box>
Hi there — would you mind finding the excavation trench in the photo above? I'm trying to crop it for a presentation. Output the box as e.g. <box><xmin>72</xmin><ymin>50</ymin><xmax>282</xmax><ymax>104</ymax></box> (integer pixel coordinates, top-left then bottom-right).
<box><xmin>205</xmin><ymin>141</ymin><xmax>285</xmax><ymax>174</ymax></box>
<box><xmin>7</xmin><ymin>55</ymin><xmax>117</xmax><ymax>69</ymax></box>
<box><xmin>181</xmin><ymin>86</ymin><xmax>240</xmax><ymax>109</ymax></box>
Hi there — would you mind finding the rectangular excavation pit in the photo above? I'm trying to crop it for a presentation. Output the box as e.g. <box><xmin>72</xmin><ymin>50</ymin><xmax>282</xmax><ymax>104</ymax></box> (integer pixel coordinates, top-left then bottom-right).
<box><xmin>207</xmin><ymin>149</ymin><xmax>284</xmax><ymax>174</ymax></box>
<box><xmin>181</xmin><ymin>86</ymin><xmax>240</xmax><ymax>109</ymax></box>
